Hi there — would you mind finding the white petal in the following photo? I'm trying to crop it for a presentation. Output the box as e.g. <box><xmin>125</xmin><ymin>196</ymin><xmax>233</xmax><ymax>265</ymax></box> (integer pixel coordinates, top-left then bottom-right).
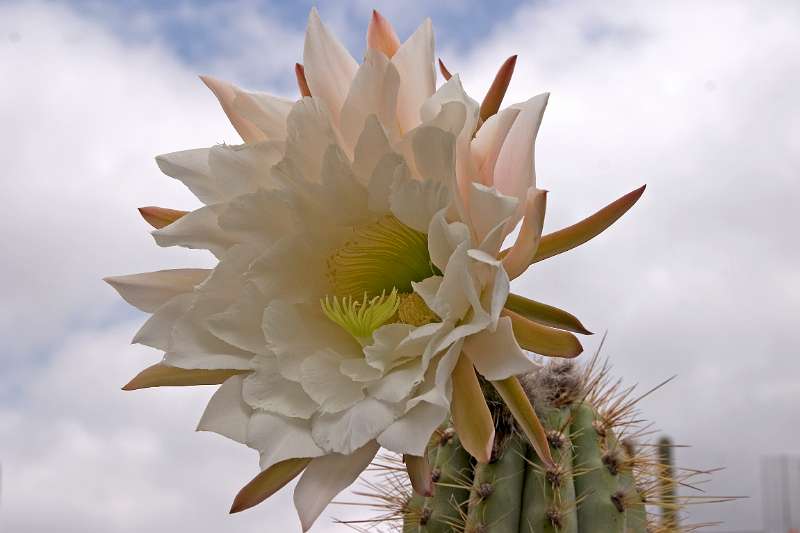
<box><xmin>206</xmin><ymin>283</ymin><xmax>270</xmax><ymax>354</ymax></box>
<box><xmin>282</xmin><ymin>97</ymin><xmax>339</xmax><ymax>183</ymax></box>
<box><xmin>463</xmin><ymin>316</ymin><xmax>539</xmax><ymax>381</ymax></box>
<box><xmin>471</xmin><ymin>107</ymin><xmax>520</xmax><ymax>186</ymax></box>
<box><xmin>364</xmin><ymin>323</ymin><xmax>416</xmax><ymax>373</ymax></box>
<box><xmin>319</xmin><ymin>145</ymin><xmax>370</xmax><ymax>226</ymax></box>
<box><xmin>493</xmin><ymin>92</ymin><xmax>549</xmax><ymax>223</ymax></box>
<box><xmin>367</xmin><ymin>360</ymin><xmax>423</xmax><ymax>403</ymax></box>
<box><xmin>353</xmin><ymin>115</ymin><xmax>393</xmax><ymax>184</ymax></box>
<box><xmin>301</xmin><ymin>350</ymin><xmax>365</xmax><ymax>414</ymax></box>
<box><xmin>217</xmin><ymin>188</ymin><xmax>296</xmax><ymax>247</ymax></box>
<box><xmin>247</xmin><ymin>411</ymin><xmax>325</xmax><ymax>470</ymax></box>
<box><xmin>155</xmin><ymin>148</ymin><xmax>218</xmax><ymax>205</ymax></box>
<box><xmin>426</xmin><ymin>209</ymin><xmax>470</xmax><ymax>272</ymax></box>
<box><xmin>467</xmin><ymin>182</ymin><xmax>518</xmax><ymax>244</ymax></box>
<box><xmin>502</xmin><ymin>188</ymin><xmax>547</xmax><ymax>280</ymax></box>
<box><xmin>163</xmin><ymin>350</ymin><xmax>252</xmax><ymax>371</ymax></box>
<box><xmin>104</xmin><ymin>269</ymin><xmax>209</xmax><ymax>313</ymax></box>
<box><xmin>378</xmin><ymin>400</ymin><xmax>448</xmax><ymax>455</ymax></box>
<box><xmin>302</xmin><ymin>8</ymin><xmax>358</xmax><ymax>127</ymax></box>
<box><xmin>392</xmin><ymin>18</ymin><xmax>435</xmax><ymax>133</ymax></box>
<box><xmin>339</xmin><ymin>49</ymin><xmax>400</xmax><ymax>154</ymax></box>
<box><xmin>152</xmin><ymin>204</ymin><xmax>237</xmax><ymax>258</ymax></box>
<box><xmin>293</xmin><ymin>440</ymin><xmax>380</xmax><ymax>532</ymax></box>
<box><xmin>208</xmin><ymin>142</ymin><xmax>284</xmax><ymax>196</ymax></box>
<box><xmin>367</xmin><ymin>152</ymin><xmax>407</xmax><ymax>215</ymax></box>
<box><xmin>339</xmin><ymin>358</ymin><xmax>382</xmax><ymax>382</ymax></box>
<box><xmin>248</xmin><ymin>235</ymin><xmax>328</xmax><ymax>302</ymax></box>
<box><xmin>200</xmin><ymin>75</ymin><xmax>266</xmax><ymax>143</ymax></box>
<box><xmin>133</xmin><ymin>293</ymin><xmax>193</xmax><ymax>350</ymax></box>
<box><xmin>243</xmin><ymin>355</ymin><xmax>319</xmax><ymax>419</ymax></box>
<box><xmin>408</xmin><ymin>123</ymin><xmax>457</xmax><ymax>183</ymax></box>
<box><xmin>197</xmin><ymin>375</ymin><xmax>251</xmax><ymax>443</ymax></box>
<box><xmin>389</xmin><ymin>174</ymin><xmax>450</xmax><ymax>233</ymax></box>
<box><xmin>263</xmin><ymin>300</ymin><xmax>360</xmax><ymax>382</ymax></box>
<box><xmin>232</xmin><ymin>89</ymin><xmax>293</xmax><ymax>141</ymax></box>
<box><xmin>311</xmin><ymin>398</ymin><xmax>399</xmax><ymax>454</ymax></box>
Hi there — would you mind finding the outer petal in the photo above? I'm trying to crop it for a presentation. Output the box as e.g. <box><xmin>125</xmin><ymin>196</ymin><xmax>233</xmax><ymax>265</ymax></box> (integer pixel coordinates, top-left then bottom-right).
<box><xmin>377</xmin><ymin>400</ymin><xmax>448</xmax><ymax>456</ymax></box>
<box><xmin>392</xmin><ymin>19</ymin><xmax>435</xmax><ymax>133</ymax></box>
<box><xmin>122</xmin><ymin>363</ymin><xmax>246</xmax><ymax>390</ymax></box>
<box><xmin>502</xmin><ymin>188</ymin><xmax>547</xmax><ymax>280</ymax></box>
<box><xmin>104</xmin><ymin>269</ymin><xmax>209</xmax><ymax>313</ymax></box>
<box><xmin>293</xmin><ymin>441</ymin><xmax>380</xmax><ymax>532</ymax></box>
<box><xmin>389</xmin><ymin>174</ymin><xmax>450</xmax><ymax>233</ymax></box>
<box><xmin>493</xmin><ymin>92</ymin><xmax>549</xmax><ymax>224</ymax></box>
<box><xmin>311</xmin><ymin>398</ymin><xmax>399</xmax><ymax>454</ymax></box>
<box><xmin>367</xmin><ymin>10</ymin><xmax>401</xmax><ymax>58</ymax></box>
<box><xmin>339</xmin><ymin>49</ymin><xmax>400</xmax><ymax>153</ymax></box>
<box><xmin>303</xmin><ymin>8</ymin><xmax>358</xmax><ymax>127</ymax></box>
<box><xmin>200</xmin><ymin>75</ymin><xmax>266</xmax><ymax>143</ymax></box>
<box><xmin>155</xmin><ymin>148</ymin><xmax>218</xmax><ymax>205</ymax></box>
<box><xmin>197</xmin><ymin>375</ymin><xmax>251</xmax><ymax>443</ymax></box>
<box><xmin>471</xmin><ymin>107</ymin><xmax>520</xmax><ymax>186</ymax></box>
<box><xmin>247</xmin><ymin>411</ymin><xmax>325</xmax><ymax>470</ymax></box>
<box><xmin>232</xmin><ymin>89</ymin><xmax>293</xmax><ymax>141</ymax></box>
<box><xmin>133</xmin><ymin>293</ymin><xmax>193</xmax><ymax>350</ymax></box>
<box><xmin>300</xmin><ymin>350</ymin><xmax>365</xmax><ymax>414</ymax></box>
<box><xmin>243</xmin><ymin>355</ymin><xmax>319</xmax><ymax>419</ymax></box>
<box><xmin>467</xmin><ymin>182</ymin><xmax>518</xmax><ymax>245</ymax></box>
<box><xmin>463</xmin><ymin>316</ymin><xmax>539</xmax><ymax>381</ymax></box>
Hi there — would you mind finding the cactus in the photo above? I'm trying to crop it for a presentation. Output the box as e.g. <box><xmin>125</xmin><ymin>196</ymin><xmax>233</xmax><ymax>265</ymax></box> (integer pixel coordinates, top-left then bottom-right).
<box><xmin>346</xmin><ymin>355</ymin><xmax>726</xmax><ymax>533</ymax></box>
<box><xmin>658</xmin><ymin>436</ymin><xmax>678</xmax><ymax>529</ymax></box>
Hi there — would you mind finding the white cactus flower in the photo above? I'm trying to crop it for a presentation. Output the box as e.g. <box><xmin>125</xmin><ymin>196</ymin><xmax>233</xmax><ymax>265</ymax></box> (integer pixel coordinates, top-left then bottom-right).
<box><xmin>106</xmin><ymin>8</ymin><xmax>644</xmax><ymax>531</ymax></box>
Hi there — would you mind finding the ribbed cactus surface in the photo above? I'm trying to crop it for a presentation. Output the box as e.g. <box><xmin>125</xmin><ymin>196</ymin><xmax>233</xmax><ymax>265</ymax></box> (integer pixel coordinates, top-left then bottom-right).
<box><xmin>397</xmin><ymin>359</ymin><xmax>682</xmax><ymax>533</ymax></box>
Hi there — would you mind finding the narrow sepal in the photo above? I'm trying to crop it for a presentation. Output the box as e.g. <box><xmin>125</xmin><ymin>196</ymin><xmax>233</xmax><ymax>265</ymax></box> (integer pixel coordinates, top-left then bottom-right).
<box><xmin>438</xmin><ymin>58</ymin><xmax>452</xmax><ymax>80</ymax></box>
<box><xmin>491</xmin><ymin>376</ymin><xmax>555</xmax><ymax>469</ymax></box>
<box><xmin>532</xmin><ymin>185</ymin><xmax>646</xmax><ymax>264</ymax></box>
<box><xmin>504</xmin><ymin>293</ymin><xmax>592</xmax><ymax>335</ymax></box>
<box><xmin>138</xmin><ymin>206</ymin><xmax>187</xmax><ymax>229</ymax></box>
<box><xmin>122</xmin><ymin>363</ymin><xmax>248</xmax><ymax>391</ymax></box>
<box><xmin>295</xmin><ymin>63</ymin><xmax>312</xmax><ymax>97</ymax></box>
<box><xmin>404</xmin><ymin>453</ymin><xmax>434</xmax><ymax>497</ymax></box>
<box><xmin>504</xmin><ymin>309</ymin><xmax>584</xmax><ymax>357</ymax></box>
<box><xmin>230</xmin><ymin>458</ymin><xmax>311</xmax><ymax>514</ymax></box>
<box><xmin>451</xmin><ymin>353</ymin><xmax>494</xmax><ymax>464</ymax></box>
<box><xmin>480</xmin><ymin>55</ymin><xmax>517</xmax><ymax>122</ymax></box>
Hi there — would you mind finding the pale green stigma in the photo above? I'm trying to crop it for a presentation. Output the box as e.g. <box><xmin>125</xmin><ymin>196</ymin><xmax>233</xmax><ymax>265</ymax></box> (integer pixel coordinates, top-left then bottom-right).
<box><xmin>321</xmin><ymin>289</ymin><xmax>401</xmax><ymax>343</ymax></box>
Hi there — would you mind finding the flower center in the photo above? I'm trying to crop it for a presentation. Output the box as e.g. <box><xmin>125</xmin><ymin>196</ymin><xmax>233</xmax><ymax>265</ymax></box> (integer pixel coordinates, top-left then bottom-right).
<box><xmin>326</xmin><ymin>215</ymin><xmax>438</xmax><ymax>300</ymax></box>
<box><xmin>322</xmin><ymin>215</ymin><xmax>441</xmax><ymax>340</ymax></box>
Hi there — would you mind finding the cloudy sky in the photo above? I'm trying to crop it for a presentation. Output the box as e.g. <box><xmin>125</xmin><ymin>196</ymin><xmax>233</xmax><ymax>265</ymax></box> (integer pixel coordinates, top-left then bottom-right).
<box><xmin>1</xmin><ymin>0</ymin><xmax>798</xmax><ymax>531</ymax></box>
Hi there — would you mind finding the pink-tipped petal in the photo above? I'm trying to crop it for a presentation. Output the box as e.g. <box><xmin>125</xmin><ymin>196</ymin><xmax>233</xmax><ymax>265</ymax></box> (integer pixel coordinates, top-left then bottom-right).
<box><xmin>493</xmin><ymin>92</ymin><xmax>549</xmax><ymax>224</ymax></box>
<box><xmin>451</xmin><ymin>353</ymin><xmax>494</xmax><ymax>464</ymax></box>
<box><xmin>404</xmin><ymin>454</ymin><xmax>434</xmax><ymax>496</ymax></box>
<box><xmin>392</xmin><ymin>19</ymin><xmax>436</xmax><ymax>133</ymax></box>
<box><xmin>503</xmin><ymin>188</ymin><xmax>547</xmax><ymax>280</ymax></box>
<box><xmin>367</xmin><ymin>10</ymin><xmax>401</xmax><ymax>58</ymax></box>
<box><xmin>199</xmin><ymin>75</ymin><xmax>266</xmax><ymax>143</ymax></box>
<box><xmin>303</xmin><ymin>8</ymin><xmax>358</xmax><ymax>126</ymax></box>
<box><xmin>293</xmin><ymin>441</ymin><xmax>380</xmax><ymax>531</ymax></box>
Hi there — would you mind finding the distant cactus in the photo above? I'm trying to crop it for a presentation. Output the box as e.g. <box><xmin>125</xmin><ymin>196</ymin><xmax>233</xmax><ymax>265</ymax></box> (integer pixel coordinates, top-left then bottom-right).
<box><xmin>658</xmin><ymin>436</ymin><xmax>678</xmax><ymax>529</ymax></box>
<box><xmin>346</xmin><ymin>354</ymin><xmax>724</xmax><ymax>533</ymax></box>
